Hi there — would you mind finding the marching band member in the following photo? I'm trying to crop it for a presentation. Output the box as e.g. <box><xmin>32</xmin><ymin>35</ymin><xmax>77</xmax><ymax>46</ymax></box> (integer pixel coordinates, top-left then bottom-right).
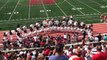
<box><xmin>48</xmin><ymin>19</ymin><xmax>53</xmax><ymax>27</ymax></box>
<box><xmin>54</xmin><ymin>20</ymin><xmax>59</xmax><ymax>26</ymax></box>
<box><xmin>35</xmin><ymin>22</ymin><xmax>41</xmax><ymax>29</ymax></box>
<box><xmin>68</xmin><ymin>19</ymin><xmax>73</xmax><ymax>26</ymax></box>
<box><xmin>70</xmin><ymin>15</ymin><xmax>73</xmax><ymax>20</ymax></box>
<box><xmin>42</xmin><ymin>19</ymin><xmax>49</xmax><ymax>27</ymax></box>
<box><xmin>74</xmin><ymin>21</ymin><xmax>78</xmax><ymax>27</ymax></box>
<box><xmin>62</xmin><ymin>20</ymin><xmax>66</xmax><ymax>26</ymax></box>
<box><xmin>100</xmin><ymin>13</ymin><xmax>105</xmax><ymax>23</ymax></box>
<box><xmin>104</xmin><ymin>15</ymin><xmax>107</xmax><ymax>24</ymax></box>
<box><xmin>9</xmin><ymin>30</ymin><xmax>13</xmax><ymax>41</ymax></box>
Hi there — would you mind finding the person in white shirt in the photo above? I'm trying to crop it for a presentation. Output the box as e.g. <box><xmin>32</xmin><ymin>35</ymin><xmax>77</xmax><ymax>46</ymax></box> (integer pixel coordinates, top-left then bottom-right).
<box><xmin>54</xmin><ymin>20</ymin><xmax>59</xmax><ymax>26</ymax></box>
<box><xmin>62</xmin><ymin>21</ymin><xmax>66</xmax><ymax>26</ymax></box>
<box><xmin>35</xmin><ymin>22</ymin><xmax>40</xmax><ymax>29</ymax></box>
<box><xmin>80</xmin><ymin>22</ymin><xmax>85</xmax><ymax>27</ymax></box>
<box><xmin>48</xmin><ymin>20</ymin><xmax>53</xmax><ymax>27</ymax></box>
<box><xmin>70</xmin><ymin>15</ymin><xmax>73</xmax><ymax>20</ymax></box>
<box><xmin>68</xmin><ymin>19</ymin><xmax>73</xmax><ymax>26</ymax></box>
<box><xmin>94</xmin><ymin>36</ymin><xmax>99</xmax><ymax>42</ymax></box>
<box><xmin>74</xmin><ymin>21</ymin><xmax>78</xmax><ymax>27</ymax></box>
<box><xmin>42</xmin><ymin>19</ymin><xmax>49</xmax><ymax>27</ymax></box>
<box><xmin>33</xmin><ymin>35</ymin><xmax>39</xmax><ymax>42</ymax></box>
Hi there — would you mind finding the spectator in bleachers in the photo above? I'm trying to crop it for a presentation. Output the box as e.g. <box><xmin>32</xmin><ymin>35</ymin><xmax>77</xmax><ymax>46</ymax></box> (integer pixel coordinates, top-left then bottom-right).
<box><xmin>67</xmin><ymin>33</ymin><xmax>71</xmax><ymax>43</ymax></box>
<box><xmin>103</xmin><ymin>34</ymin><xmax>107</xmax><ymax>41</ymax></box>
<box><xmin>49</xmin><ymin>44</ymin><xmax>68</xmax><ymax>60</ymax></box>
<box><xmin>69</xmin><ymin>48</ymin><xmax>85</xmax><ymax>60</ymax></box>
<box><xmin>85</xmin><ymin>47</ymin><xmax>92</xmax><ymax>60</ymax></box>
<box><xmin>2</xmin><ymin>39</ymin><xmax>7</xmax><ymax>50</ymax></box>
<box><xmin>37</xmin><ymin>53</ymin><xmax>44</xmax><ymax>60</ymax></box>
<box><xmin>91</xmin><ymin>43</ymin><xmax>97</xmax><ymax>55</ymax></box>
<box><xmin>97</xmin><ymin>33</ymin><xmax>102</xmax><ymax>42</ymax></box>
<box><xmin>92</xmin><ymin>45</ymin><xmax>107</xmax><ymax>60</ymax></box>
<box><xmin>73</xmin><ymin>32</ymin><xmax>79</xmax><ymax>42</ymax></box>
<box><xmin>9</xmin><ymin>30</ymin><xmax>13</xmax><ymax>41</ymax></box>
<box><xmin>94</xmin><ymin>36</ymin><xmax>99</xmax><ymax>43</ymax></box>
<box><xmin>0</xmin><ymin>51</ymin><xmax>4</xmax><ymax>60</ymax></box>
<box><xmin>82</xmin><ymin>30</ymin><xmax>87</xmax><ymax>40</ymax></box>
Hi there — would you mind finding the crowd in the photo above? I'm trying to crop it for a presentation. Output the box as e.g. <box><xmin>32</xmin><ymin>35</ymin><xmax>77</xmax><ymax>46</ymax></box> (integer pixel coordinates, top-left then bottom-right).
<box><xmin>0</xmin><ymin>42</ymin><xmax>107</xmax><ymax>60</ymax></box>
<box><xmin>1</xmin><ymin>16</ymin><xmax>107</xmax><ymax>60</ymax></box>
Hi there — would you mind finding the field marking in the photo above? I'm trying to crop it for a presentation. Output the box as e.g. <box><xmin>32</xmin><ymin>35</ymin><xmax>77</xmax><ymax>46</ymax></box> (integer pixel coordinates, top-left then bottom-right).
<box><xmin>28</xmin><ymin>0</ymin><xmax>31</xmax><ymax>19</ymax></box>
<box><xmin>89</xmin><ymin>0</ymin><xmax>102</xmax><ymax>6</ymax></box>
<box><xmin>57</xmin><ymin>0</ymin><xmax>66</xmax><ymax>5</ymax></box>
<box><xmin>54</xmin><ymin>0</ymin><xmax>67</xmax><ymax>16</ymax></box>
<box><xmin>8</xmin><ymin>0</ymin><xmax>21</xmax><ymax>20</ymax></box>
<box><xmin>0</xmin><ymin>12</ymin><xmax>105</xmax><ymax>22</ymax></box>
<box><xmin>91</xmin><ymin>0</ymin><xmax>107</xmax><ymax>8</ymax></box>
<box><xmin>102</xmin><ymin>0</ymin><xmax>107</xmax><ymax>2</ymax></box>
<box><xmin>0</xmin><ymin>13</ymin><xmax>102</xmax><ymax>22</ymax></box>
<box><xmin>76</xmin><ymin>0</ymin><xmax>101</xmax><ymax>13</ymax></box>
<box><xmin>40</xmin><ymin>0</ymin><xmax>49</xmax><ymax>19</ymax></box>
<box><xmin>65</xmin><ymin>0</ymin><xmax>85</xmax><ymax>15</ymax></box>
<box><xmin>0</xmin><ymin>0</ymin><xmax>10</xmax><ymax>12</ymax></box>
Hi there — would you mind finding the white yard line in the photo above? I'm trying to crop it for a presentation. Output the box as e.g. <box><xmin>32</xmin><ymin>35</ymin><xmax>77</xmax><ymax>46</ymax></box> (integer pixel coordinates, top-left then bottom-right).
<box><xmin>0</xmin><ymin>13</ymin><xmax>102</xmax><ymax>21</ymax></box>
<box><xmin>8</xmin><ymin>0</ymin><xmax>20</xmax><ymax>20</ymax></box>
<box><xmin>54</xmin><ymin>1</ymin><xmax>67</xmax><ymax>16</ymax></box>
<box><xmin>40</xmin><ymin>0</ymin><xmax>49</xmax><ymax>19</ymax></box>
<box><xmin>28</xmin><ymin>0</ymin><xmax>31</xmax><ymax>19</ymax></box>
<box><xmin>102</xmin><ymin>0</ymin><xmax>107</xmax><ymax>2</ymax></box>
<box><xmin>0</xmin><ymin>0</ymin><xmax>10</xmax><ymax>12</ymax></box>
<box><xmin>65</xmin><ymin>0</ymin><xmax>85</xmax><ymax>15</ymax></box>
<box><xmin>57</xmin><ymin>0</ymin><xmax>65</xmax><ymax>5</ymax></box>
<box><xmin>76</xmin><ymin>0</ymin><xmax>101</xmax><ymax>13</ymax></box>
<box><xmin>89</xmin><ymin>0</ymin><xmax>102</xmax><ymax>6</ymax></box>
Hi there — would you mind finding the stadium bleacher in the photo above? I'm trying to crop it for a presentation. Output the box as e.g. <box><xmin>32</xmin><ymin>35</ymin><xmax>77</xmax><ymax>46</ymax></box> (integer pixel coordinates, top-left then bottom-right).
<box><xmin>0</xmin><ymin>0</ymin><xmax>107</xmax><ymax>60</ymax></box>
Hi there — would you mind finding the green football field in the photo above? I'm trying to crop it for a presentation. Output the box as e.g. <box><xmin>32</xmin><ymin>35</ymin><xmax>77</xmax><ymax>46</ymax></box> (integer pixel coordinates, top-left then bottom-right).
<box><xmin>0</xmin><ymin>0</ymin><xmax>107</xmax><ymax>30</ymax></box>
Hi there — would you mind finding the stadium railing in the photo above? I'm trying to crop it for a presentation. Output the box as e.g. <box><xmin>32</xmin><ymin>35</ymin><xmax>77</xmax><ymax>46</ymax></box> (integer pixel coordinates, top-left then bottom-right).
<box><xmin>2</xmin><ymin>40</ymin><xmax>107</xmax><ymax>53</ymax></box>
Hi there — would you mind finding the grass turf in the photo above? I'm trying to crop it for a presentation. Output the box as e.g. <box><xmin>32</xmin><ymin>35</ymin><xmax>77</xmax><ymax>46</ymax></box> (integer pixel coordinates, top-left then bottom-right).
<box><xmin>0</xmin><ymin>0</ymin><xmax>107</xmax><ymax>30</ymax></box>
